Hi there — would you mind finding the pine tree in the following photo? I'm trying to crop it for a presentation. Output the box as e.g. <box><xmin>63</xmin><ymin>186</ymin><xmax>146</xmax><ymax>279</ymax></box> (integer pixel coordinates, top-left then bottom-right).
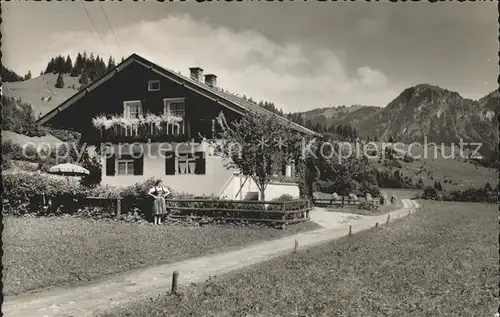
<box><xmin>73</xmin><ymin>52</ymin><xmax>84</xmax><ymax>75</ymax></box>
<box><xmin>45</xmin><ymin>58</ymin><xmax>55</xmax><ymax>74</ymax></box>
<box><xmin>23</xmin><ymin>70</ymin><xmax>32</xmax><ymax>80</ymax></box>
<box><xmin>79</xmin><ymin>71</ymin><xmax>89</xmax><ymax>88</ymax></box>
<box><xmin>55</xmin><ymin>55</ymin><xmax>65</xmax><ymax>73</ymax></box>
<box><xmin>70</xmin><ymin>65</ymin><xmax>80</xmax><ymax>77</ymax></box>
<box><xmin>55</xmin><ymin>73</ymin><xmax>64</xmax><ymax>88</ymax></box>
<box><xmin>95</xmin><ymin>56</ymin><xmax>107</xmax><ymax>78</ymax></box>
<box><xmin>64</xmin><ymin>55</ymin><xmax>73</xmax><ymax>73</ymax></box>
<box><xmin>106</xmin><ymin>56</ymin><xmax>116</xmax><ymax>72</ymax></box>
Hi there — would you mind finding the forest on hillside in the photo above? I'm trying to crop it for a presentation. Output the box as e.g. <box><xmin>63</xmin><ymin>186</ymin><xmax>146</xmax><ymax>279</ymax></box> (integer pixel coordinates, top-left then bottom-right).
<box><xmin>43</xmin><ymin>52</ymin><xmax>122</xmax><ymax>90</ymax></box>
<box><xmin>1</xmin><ymin>66</ymin><xmax>31</xmax><ymax>82</ymax></box>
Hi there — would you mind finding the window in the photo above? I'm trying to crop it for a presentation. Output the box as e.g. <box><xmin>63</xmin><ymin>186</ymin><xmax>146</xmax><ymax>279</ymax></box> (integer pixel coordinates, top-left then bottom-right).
<box><xmin>117</xmin><ymin>159</ymin><xmax>135</xmax><ymax>175</ymax></box>
<box><xmin>165</xmin><ymin>151</ymin><xmax>205</xmax><ymax>175</ymax></box>
<box><xmin>176</xmin><ymin>152</ymin><xmax>196</xmax><ymax>174</ymax></box>
<box><xmin>123</xmin><ymin>100</ymin><xmax>143</xmax><ymax>119</ymax></box>
<box><xmin>109</xmin><ymin>153</ymin><xmax>144</xmax><ymax>176</ymax></box>
<box><xmin>148</xmin><ymin>80</ymin><xmax>160</xmax><ymax>91</ymax></box>
<box><xmin>164</xmin><ymin>98</ymin><xmax>185</xmax><ymax>118</ymax></box>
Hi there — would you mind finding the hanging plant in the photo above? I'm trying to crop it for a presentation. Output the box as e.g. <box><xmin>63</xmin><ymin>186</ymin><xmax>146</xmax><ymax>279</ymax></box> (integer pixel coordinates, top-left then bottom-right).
<box><xmin>91</xmin><ymin>113</ymin><xmax>183</xmax><ymax>130</ymax></box>
<box><xmin>92</xmin><ymin>116</ymin><xmax>108</xmax><ymax>129</ymax></box>
<box><xmin>146</xmin><ymin>113</ymin><xmax>163</xmax><ymax>130</ymax></box>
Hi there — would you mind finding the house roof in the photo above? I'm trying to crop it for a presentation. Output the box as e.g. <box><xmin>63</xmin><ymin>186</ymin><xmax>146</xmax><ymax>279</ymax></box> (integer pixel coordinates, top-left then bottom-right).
<box><xmin>37</xmin><ymin>53</ymin><xmax>320</xmax><ymax>137</ymax></box>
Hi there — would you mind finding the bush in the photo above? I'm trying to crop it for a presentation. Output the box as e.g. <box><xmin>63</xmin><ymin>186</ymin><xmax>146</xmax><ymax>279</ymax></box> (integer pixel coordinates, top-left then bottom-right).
<box><xmin>383</xmin><ymin>159</ymin><xmax>403</xmax><ymax>169</ymax></box>
<box><xmin>358</xmin><ymin>181</ymin><xmax>381</xmax><ymax>198</ymax></box>
<box><xmin>379</xmin><ymin>193</ymin><xmax>389</xmax><ymax>205</ymax></box>
<box><xmin>421</xmin><ymin>186</ymin><xmax>438</xmax><ymax>200</ymax></box>
<box><xmin>434</xmin><ymin>181</ymin><xmax>443</xmax><ymax>191</ymax></box>
<box><xmin>402</xmin><ymin>153</ymin><xmax>414</xmax><ymax>163</ymax></box>
<box><xmin>3</xmin><ymin>172</ymin><xmax>89</xmax><ymax>215</ymax></box>
<box><xmin>358</xmin><ymin>200</ymin><xmax>379</xmax><ymax>212</ymax></box>
<box><xmin>390</xmin><ymin>195</ymin><xmax>397</xmax><ymax>204</ymax></box>
<box><xmin>271</xmin><ymin>194</ymin><xmax>295</xmax><ymax>202</ymax></box>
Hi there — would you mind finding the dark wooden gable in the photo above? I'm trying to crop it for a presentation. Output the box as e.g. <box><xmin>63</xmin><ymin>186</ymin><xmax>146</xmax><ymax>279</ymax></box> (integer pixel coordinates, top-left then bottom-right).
<box><xmin>47</xmin><ymin>61</ymin><xmax>240</xmax><ymax>142</ymax></box>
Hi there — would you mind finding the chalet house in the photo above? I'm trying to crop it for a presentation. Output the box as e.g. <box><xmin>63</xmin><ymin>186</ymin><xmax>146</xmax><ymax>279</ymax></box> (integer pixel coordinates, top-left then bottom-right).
<box><xmin>37</xmin><ymin>54</ymin><xmax>319</xmax><ymax>199</ymax></box>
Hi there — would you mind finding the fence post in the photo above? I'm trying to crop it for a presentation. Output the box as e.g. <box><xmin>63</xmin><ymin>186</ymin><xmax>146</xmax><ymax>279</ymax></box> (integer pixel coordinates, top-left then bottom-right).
<box><xmin>280</xmin><ymin>202</ymin><xmax>287</xmax><ymax>228</ymax></box>
<box><xmin>171</xmin><ymin>271</ymin><xmax>179</xmax><ymax>294</ymax></box>
<box><xmin>349</xmin><ymin>225</ymin><xmax>352</xmax><ymax>236</ymax></box>
<box><xmin>116</xmin><ymin>198</ymin><xmax>121</xmax><ymax>217</ymax></box>
<box><xmin>341</xmin><ymin>196</ymin><xmax>345</xmax><ymax>208</ymax></box>
<box><xmin>386</xmin><ymin>214</ymin><xmax>390</xmax><ymax>224</ymax></box>
<box><xmin>375</xmin><ymin>222</ymin><xmax>379</xmax><ymax>228</ymax></box>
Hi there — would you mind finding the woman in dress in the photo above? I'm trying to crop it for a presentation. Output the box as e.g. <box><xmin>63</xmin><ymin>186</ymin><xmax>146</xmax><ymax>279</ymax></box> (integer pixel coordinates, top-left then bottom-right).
<box><xmin>148</xmin><ymin>180</ymin><xmax>170</xmax><ymax>224</ymax></box>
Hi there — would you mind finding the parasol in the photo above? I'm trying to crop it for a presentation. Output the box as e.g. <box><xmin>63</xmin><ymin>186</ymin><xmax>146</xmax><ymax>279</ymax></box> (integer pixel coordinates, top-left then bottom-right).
<box><xmin>48</xmin><ymin>163</ymin><xmax>90</xmax><ymax>176</ymax></box>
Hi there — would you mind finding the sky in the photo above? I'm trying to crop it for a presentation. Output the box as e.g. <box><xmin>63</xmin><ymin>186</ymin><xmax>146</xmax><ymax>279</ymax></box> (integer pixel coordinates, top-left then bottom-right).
<box><xmin>2</xmin><ymin>1</ymin><xmax>497</xmax><ymax>112</ymax></box>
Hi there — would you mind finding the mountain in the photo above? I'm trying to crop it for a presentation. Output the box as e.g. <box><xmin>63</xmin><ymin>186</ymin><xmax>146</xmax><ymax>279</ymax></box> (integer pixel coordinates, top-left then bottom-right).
<box><xmin>297</xmin><ymin>84</ymin><xmax>498</xmax><ymax>151</ymax></box>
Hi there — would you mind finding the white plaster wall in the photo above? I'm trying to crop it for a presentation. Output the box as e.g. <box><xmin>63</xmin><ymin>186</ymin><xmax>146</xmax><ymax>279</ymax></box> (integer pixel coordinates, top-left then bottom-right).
<box><xmin>220</xmin><ymin>174</ymin><xmax>300</xmax><ymax>201</ymax></box>
<box><xmin>101</xmin><ymin>141</ymin><xmax>234</xmax><ymax>196</ymax></box>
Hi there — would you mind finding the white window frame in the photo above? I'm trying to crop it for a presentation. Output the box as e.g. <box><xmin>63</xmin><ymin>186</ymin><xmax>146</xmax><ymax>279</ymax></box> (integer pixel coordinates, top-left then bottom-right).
<box><xmin>116</xmin><ymin>158</ymin><xmax>135</xmax><ymax>175</ymax></box>
<box><xmin>163</xmin><ymin>98</ymin><xmax>185</xmax><ymax>118</ymax></box>
<box><xmin>148</xmin><ymin>80</ymin><xmax>160</xmax><ymax>91</ymax></box>
<box><xmin>123</xmin><ymin>100</ymin><xmax>143</xmax><ymax>119</ymax></box>
<box><xmin>175</xmin><ymin>152</ymin><xmax>196</xmax><ymax>175</ymax></box>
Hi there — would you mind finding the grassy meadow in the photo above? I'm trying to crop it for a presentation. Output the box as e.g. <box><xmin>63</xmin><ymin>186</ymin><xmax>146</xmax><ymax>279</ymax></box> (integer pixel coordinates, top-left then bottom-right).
<box><xmin>100</xmin><ymin>200</ymin><xmax>498</xmax><ymax>317</ymax></box>
<box><xmin>2</xmin><ymin>216</ymin><xmax>320</xmax><ymax>296</ymax></box>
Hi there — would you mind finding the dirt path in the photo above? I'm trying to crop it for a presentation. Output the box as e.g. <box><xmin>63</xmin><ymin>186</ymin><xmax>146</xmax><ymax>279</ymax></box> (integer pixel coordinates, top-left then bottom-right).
<box><xmin>3</xmin><ymin>200</ymin><xmax>420</xmax><ymax>317</ymax></box>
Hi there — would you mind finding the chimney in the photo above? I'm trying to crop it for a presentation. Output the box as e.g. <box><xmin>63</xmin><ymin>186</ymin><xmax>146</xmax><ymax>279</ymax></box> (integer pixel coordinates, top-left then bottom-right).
<box><xmin>204</xmin><ymin>74</ymin><xmax>217</xmax><ymax>88</ymax></box>
<box><xmin>189</xmin><ymin>67</ymin><xmax>203</xmax><ymax>81</ymax></box>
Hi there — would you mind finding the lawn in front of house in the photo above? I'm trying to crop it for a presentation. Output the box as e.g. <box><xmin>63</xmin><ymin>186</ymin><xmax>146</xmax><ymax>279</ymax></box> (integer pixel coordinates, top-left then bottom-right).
<box><xmin>3</xmin><ymin>216</ymin><xmax>321</xmax><ymax>296</ymax></box>
<box><xmin>100</xmin><ymin>200</ymin><xmax>497</xmax><ymax>317</ymax></box>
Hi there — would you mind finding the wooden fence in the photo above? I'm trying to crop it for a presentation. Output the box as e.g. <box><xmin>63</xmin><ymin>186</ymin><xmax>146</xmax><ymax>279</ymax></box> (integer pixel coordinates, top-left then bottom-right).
<box><xmin>34</xmin><ymin>196</ymin><xmax>312</xmax><ymax>225</ymax></box>
<box><xmin>312</xmin><ymin>196</ymin><xmax>360</xmax><ymax>208</ymax></box>
<box><xmin>163</xmin><ymin>198</ymin><xmax>312</xmax><ymax>225</ymax></box>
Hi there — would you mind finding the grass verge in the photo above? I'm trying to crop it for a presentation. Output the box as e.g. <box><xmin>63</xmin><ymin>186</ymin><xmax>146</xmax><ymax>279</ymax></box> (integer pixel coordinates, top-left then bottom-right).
<box><xmin>100</xmin><ymin>201</ymin><xmax>497</xmax><ymax>317</ymax></box>
<box><xmin>3</xmin><ymin>216</ymin><xmax>321</xmax><ymax>296</ymax></box>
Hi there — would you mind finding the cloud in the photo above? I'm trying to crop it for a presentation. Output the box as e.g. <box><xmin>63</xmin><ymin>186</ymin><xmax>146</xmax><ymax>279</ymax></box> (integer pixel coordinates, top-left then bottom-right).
<box><xmin>40</xmin><ymin>14</ymin><xmax>398</xmax><ymax>111</ymax></box>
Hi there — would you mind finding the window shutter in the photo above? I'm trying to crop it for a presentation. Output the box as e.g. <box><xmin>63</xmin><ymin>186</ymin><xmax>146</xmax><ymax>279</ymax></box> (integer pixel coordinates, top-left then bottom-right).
<box><xmin>106</xmin><ymin>155</ymin><xmax>115</xmax><ymax>176</ymax></box>
<box><xmin>165</xmin><ymin>152</ymin><xmax>175</xmax><ymax>175</ymax></box>
<box><xmin>133</xmin><ymin>154</ymin><xmax>144</xmax><ymax>175</ymax></box>
<box><xmin>281</xmin><ymin>162</ymin><xmax>287</xmax><ymax>176</ymax></box>
<box><xmin>195</xmin><ymin>151</ymin><xmax>206</xmax><ymax>175</ymax></box>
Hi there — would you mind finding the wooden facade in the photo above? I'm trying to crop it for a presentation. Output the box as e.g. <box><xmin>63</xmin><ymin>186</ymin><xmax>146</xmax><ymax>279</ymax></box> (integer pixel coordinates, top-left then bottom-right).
<box><xmin>44</xmin><ymin>61</ymin><xmax>239</xmax><ymax>145</ymax></box>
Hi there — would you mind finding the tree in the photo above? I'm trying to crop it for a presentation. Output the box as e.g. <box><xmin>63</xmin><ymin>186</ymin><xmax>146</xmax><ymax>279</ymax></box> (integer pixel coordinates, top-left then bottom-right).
<box><xmin>107</xmin><ymin>56</ymin><xmax>116</xmax><ymax>72</ymax></box>
<box><xmin>23</xmin><ymin>70</ymin><xmax>32</xmax><ymax>80</ymax></box>
<box><xmin>55</xmin><ymin>55</ymin><xmax>65</xmax><ymax>73</ymax></box>
<box><xmin>55</xmin><ymin>73</ymin><xmax>64</xmax><ymax>88</ymax></box>
<box><xmin>78</xmin><ymin>144</ymin><xmax>102</xmax><ymax>187</ymax></box>
<box><xmin>208</xmin><ymin>112</ymin><xmax>304</xmax><ymax>201</ymax></box>
<box><xmin>44</xmin><ymin>58</ymin><xmax>55</xmax><ymax>74</ymax></box>
<box><xmin>73</xmin><ymin>52</ymin><xmax>84</xmax><ymax>75</ymax></box>
<box><xmin>388</xmin><ymin>135</ymin><xmax>395</xmax><ymax>143</ymax></box>
<box><xmin>79</xmin><ymin>71</ymin><xmax>89</xmax><ymax>89</ymax></box>
<box><xmin>64</xmin><ymin>55</ymin><xmax>73</xmax><ymax>73</ymax></box>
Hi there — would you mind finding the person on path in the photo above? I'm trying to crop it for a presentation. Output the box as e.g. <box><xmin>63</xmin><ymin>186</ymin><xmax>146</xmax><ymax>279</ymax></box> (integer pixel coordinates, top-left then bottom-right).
<box><xmin>148</xmin><ymin>180</ymin><xmax>170</xmax><ymax>224</ymax></box>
